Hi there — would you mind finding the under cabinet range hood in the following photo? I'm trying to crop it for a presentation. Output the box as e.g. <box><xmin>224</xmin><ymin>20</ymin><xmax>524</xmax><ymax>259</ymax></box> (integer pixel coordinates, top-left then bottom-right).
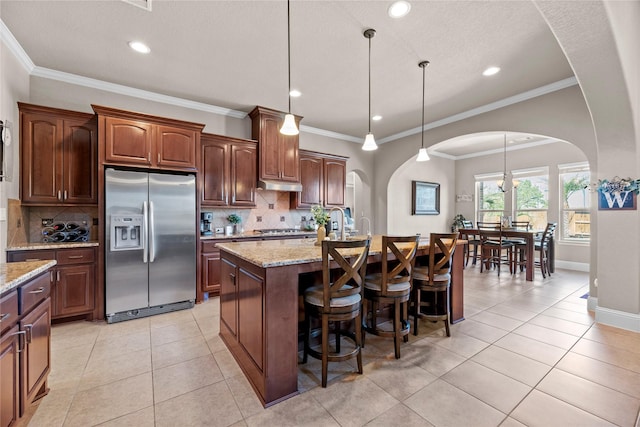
<box><xmin>258</xmin><ymin>179</ymin><xmax>302</xmax><ymax>192</ymax></box>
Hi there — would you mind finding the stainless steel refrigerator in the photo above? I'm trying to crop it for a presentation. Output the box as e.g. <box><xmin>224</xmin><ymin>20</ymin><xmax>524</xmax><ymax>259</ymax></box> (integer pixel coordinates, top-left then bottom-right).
<box><xmin>105</xmin><ymin>168</ymin><xmax>196</xmax><ymax>323</ymax></box>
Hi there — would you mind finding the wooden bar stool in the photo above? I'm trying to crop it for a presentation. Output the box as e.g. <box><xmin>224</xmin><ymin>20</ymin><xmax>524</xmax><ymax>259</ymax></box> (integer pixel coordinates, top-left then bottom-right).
<box><xmin>362</xmin><ymin>235</ymin><xmax>419</xmax><ymax>359</ymax></box>
<box><xmin>411</xmin><ymin>233</ymin><xmax>458</xmax><ymax>336</ymax></box>
<box><xmin>302</xmin><ymin>238</ymin><xmax>370</xmax><ymax>387</ymax></box>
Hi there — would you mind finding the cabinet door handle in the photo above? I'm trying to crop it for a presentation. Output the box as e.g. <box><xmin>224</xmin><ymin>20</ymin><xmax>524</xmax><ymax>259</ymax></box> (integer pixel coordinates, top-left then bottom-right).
<box><xmin>64</xmin><ymin>190</ymin><xmax>68</xmax><ymax>200</ymax></box>
<box><xmin>157</xmin><ymin>153</ymin><xmax>160</xmax><ymax>164</ymax></box>
<box><xmin>9</xmin><ymin>330</ymin><xmax>26</xmax><ymax>352</ymax></box>
<box><xmin>57</xmin><ymin>271</ymin><xmax>61</xmax><ymax>282</ymax></box>
<box><xmin>148</xmin><ymin>152</ymin><xmax>151</xmax><ymax>163</ymax></box>
<box><xmin>24</xmin><ymin>324</ymin><xmax>33</xmax><ymax>344</ymax></box>
<box><xmin>67</xmin><ymin>255</ymin><xmax>84</xmax><ymax>259</ymax></box>
<box><xmin>229</xmin><ymin>273</ymin><xmax>236</xmax><ymax>286</ymax></box>
<box><xmin>57</xmin><ymin>190</ymin><xmax>62</xmax><ymax>201</ymax></box>
<box><xmin>0</xmin><ymin>313</ymin><xmax>10</xmax><ymax>322</ymax></box>
<box><xmin>28</xmin><ymin>287</ymin><xmax>45</xmax><ymax>294</ymax></box>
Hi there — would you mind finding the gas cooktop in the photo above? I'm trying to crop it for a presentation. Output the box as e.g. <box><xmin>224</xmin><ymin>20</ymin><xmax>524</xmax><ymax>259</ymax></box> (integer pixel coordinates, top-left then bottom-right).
<box><xmin>255</xmin><ymin>228</ymin><xmax>308</xmax><ymax>234</ymax></box>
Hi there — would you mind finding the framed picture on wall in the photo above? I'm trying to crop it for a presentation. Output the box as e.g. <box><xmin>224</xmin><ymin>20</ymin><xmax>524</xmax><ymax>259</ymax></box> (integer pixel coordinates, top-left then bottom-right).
<box><xmin>412</xmin><ymin>181</ymin><xmax>440</xmax><ymax>215</ymax></box>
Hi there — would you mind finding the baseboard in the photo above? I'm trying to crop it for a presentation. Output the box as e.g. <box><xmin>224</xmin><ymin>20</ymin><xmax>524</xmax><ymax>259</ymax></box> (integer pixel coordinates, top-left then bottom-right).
<box><xmin>595</xmin><ymin>305</ymin><xmax>640</xmax><ymax>332</ymax></box>
<box><xmin>587</xmin><ymin>296</ymin><xmax>598</xmax><ymax>312</ymax></box>
<box><xmin>554</xmin><ymin>260</ymin><xmax>590</xmax><ymax>272</ymax></box>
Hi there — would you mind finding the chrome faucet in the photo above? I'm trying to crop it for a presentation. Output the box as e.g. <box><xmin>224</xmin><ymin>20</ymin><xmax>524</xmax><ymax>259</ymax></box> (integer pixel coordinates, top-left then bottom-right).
<box><xmin>361</xmin><ymin>216</ymin><xmax>372</xmax><ymax>237</ymax></box>
<box><xmin>329</xmin><ymin>207</ymin><xmax>346</xmax><ymax>241</ymax></box>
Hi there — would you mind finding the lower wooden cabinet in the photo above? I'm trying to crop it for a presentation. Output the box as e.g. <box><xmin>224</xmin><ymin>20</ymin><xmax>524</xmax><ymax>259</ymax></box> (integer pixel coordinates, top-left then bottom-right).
<box><xmin>0</xmin><ymin>325</ymin><xmax>20</xmax><ymax>427</ymax></box>
<box><xmin>0</xmin><ymin>271</ymin><xmax>52</xmax><ymax>427</ymax></box>
<box><xmin>201</xmin><ymin>241</ymin><xmax>221</xmax><ymax>295</ymax></box>
<box><xmin>7</xmin><ymin>247</ymin><xmax>96</xmax><ymax>321</ymax></box>
<box><xmin>219</xmin><ymin>258</ymin><xmax>237</xmax><ymax>337</ymax></box>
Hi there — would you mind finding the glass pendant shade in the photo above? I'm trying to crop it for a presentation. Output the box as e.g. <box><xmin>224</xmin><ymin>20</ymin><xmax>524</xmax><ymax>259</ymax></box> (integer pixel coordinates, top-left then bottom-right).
<box><xmin>362</xmin><ymin>133</ymin><xmax>378</xmax><ymax>151</ymax></box>
<box><xmin>280</xmin><ymin>113</ymin><xmax>299</xmax><ymax>135</ymax></box>
<box><xmin>416</xmin><ymin>147</ymin><xmax>430</xmax><ymax>162</ymax></box>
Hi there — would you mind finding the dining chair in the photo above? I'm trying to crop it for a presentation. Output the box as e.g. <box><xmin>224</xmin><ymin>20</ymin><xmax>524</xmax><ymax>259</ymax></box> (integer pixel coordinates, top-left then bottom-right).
<box><xmin>458</xmin><ymin>220</ymin><xmax>480</xmax><ymax>266</ymax></box>
<box><xmin>477</xmin><ymin>221</ymin><xmax>501</xmax><ymax>230</ymax></box>
<box><xmin>411</xmin><ymin>233</ymin><xmax>458</xmax><ymax>336</ymax></box>
<box><xmin>362</xmin><ymin>235</ymin><xmax>419</xmax><ymax>359</ymax></box>
<box><xmin>479</xmin><ymin>228</ymin><xmax>514</xmax><ymax>276</ymax></box>
<box><xmin>534</xmin><ymin>223</ymin><xmax>557</xmax><ymax>278</ymax></box>
<box><xmin>506</xmin><ymin>221</ymin><xmax>530</xmax><ymax>273</ymax></box>
<box><xmin>302</xmin><ymin>238</ymin><xmax>370</xmax><ymax>387</ymax></box>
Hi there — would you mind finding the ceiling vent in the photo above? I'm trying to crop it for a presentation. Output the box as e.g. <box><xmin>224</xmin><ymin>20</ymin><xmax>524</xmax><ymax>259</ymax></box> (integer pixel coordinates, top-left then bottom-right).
<box><xmin>122</xmin><ymin>0</ymin><xmax>152</xmax><ymax>12</ymax></box>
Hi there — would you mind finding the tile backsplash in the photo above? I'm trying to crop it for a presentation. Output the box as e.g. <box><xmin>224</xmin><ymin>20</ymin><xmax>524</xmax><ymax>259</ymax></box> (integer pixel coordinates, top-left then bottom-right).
<box><xmin>204</xmin><ymin>190</ymin><xmax>313</xmax><ymax>232</ymax></box>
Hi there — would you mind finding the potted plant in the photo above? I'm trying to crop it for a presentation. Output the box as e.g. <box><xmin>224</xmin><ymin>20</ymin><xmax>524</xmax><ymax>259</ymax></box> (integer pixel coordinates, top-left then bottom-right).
<box><xmin>451</xmin><ymin>214</ymin><xmax>466</xmax><ymax>232</ymax></box>
<box><xmin>311</xmin><ymin>205</ymin><xmax>330</xmax><ymax>245</ymax></box>
<box><xmin>226</xmin><ymin>214</ymin><xmax>241</xmax><ymax>235</ymax></box>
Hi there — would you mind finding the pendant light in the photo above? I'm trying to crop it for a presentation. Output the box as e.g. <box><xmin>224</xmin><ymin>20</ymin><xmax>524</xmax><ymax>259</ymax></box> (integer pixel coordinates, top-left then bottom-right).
<box><xmin>362</xmin><ymin>28</ymin><xmax>377</xmax><ymax>151</ymax></box>
<box><xmin>416</xmin><ymin>60</ymin><xmax>431</xmax><ymax>162</ymax></box>
<box><xmin>280</xmin><ymin>0</ymin><xmax>299</xmax><ymax>136</ymax></box>
<box><xmin>497</xmin><ymin>133</ymin><xmax>519</xmax><ymax>192</ymax></box>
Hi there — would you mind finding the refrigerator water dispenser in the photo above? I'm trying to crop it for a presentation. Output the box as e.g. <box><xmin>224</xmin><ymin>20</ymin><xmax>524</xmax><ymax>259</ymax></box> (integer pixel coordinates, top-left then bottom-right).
<box><xmin>110</xmin><ymin>214</ymin><xmax>143</xmax><ymax>251</ymax></box>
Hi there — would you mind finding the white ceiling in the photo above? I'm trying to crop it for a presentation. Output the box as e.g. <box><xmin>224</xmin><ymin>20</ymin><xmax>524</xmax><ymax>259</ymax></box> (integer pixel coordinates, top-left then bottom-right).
<box><xmin>0</xmin><ymin>0</ymin><xmax>575</xmax><ymax>155</ymax></box>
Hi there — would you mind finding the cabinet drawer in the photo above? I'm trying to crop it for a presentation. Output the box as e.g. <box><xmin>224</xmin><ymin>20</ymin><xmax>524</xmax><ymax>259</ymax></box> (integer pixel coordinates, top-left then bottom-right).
<box><xmin>19</xmin><ymin>273</ymin><xmax>51</xmax><ymax>315</ymax></box>
<box><xmin>56</xmin><ymin>248</ymin><xmax>95</xmax><ymax>265</ymax></box>
<box><xmin>7</xmin><ymin>250</ymin><xmax>55</xmax><ymax>263</ymax></box>
<box><xmin>201</xmin><ymin>241</ymin><xmax>221</xmax><ymax>253</ymax></box>
<box><xmin>0</xmin><ymin>290</ymin><xmax>19</xmax><ymax>333</ymax></box>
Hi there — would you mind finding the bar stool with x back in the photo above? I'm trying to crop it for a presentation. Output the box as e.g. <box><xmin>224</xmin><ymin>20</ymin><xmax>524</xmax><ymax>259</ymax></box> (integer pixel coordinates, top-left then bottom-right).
<box><xmin>302</xmin><ymin>238</ymin><xmax>371</xmax><ymax>387</ymax></box>
<box><xmin>362</xmin><ymin>235</ymin><xmax>420</xmax><ymax>359</ymax></box>
<box><xmin>411</xmin><ymin>233</ymin><xmax>458</xmax><ymax>337</ymax></box>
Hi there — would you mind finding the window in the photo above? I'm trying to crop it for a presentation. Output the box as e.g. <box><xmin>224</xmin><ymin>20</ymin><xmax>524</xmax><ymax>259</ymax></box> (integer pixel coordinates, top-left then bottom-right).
<box><xmin>513</xmin><ymin>168</ymin><xmax>549</xmax><ymax>231</ymax></box>
<box><xmin>559</xmin><ymin>163</ymin><xmax>590</xmax><ymax>241</ymax></box>
<box><xmin>476</xmin><ymin>174</ymin><xmax>504</xmax><ymax>223</ymax></box>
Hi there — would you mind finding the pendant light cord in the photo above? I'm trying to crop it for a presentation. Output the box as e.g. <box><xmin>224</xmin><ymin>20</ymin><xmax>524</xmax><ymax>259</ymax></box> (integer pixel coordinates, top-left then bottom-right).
<box><xmin>421</xmin><ymin>63</ymin><xmax>425</xmax><ymax>149</ymax></box>
<box><xmin>368</xmin><ymin>34</ymin><xmax>372</xmax><ymax>133</ymax></box>
<box><xmin>287</xmin><ymin>0</ymin><xmax>292</xmax><ymax>114</ymax></box>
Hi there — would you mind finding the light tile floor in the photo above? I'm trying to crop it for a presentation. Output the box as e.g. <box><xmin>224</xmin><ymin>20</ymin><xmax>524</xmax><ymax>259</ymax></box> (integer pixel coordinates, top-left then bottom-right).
<box><xmin>22</xmin><ymin>267</ymin><xmax>640</xmax><ymax>427</ymax></box>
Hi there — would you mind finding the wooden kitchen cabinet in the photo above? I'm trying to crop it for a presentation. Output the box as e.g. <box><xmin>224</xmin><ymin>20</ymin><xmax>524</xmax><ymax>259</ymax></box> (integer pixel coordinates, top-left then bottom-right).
<box><xmin>200</xmin><ymin>133</ymin><xmax>256</xmax><ymax>208</ymax></box>
<box><xmin>7</xmin><ymin>247</ymin><xmax>96</xmax><ymax>321</ymax></box>
<box><xmin>93</xmin><ymin>105</ymin><xmax>205</xmax><ymax>172</ymax></box>
<box><xmin>19</xmin><ymin>103</ymin><xmax>97</xmax><ymax>206</ymax></box>
<box><xmin>201</xmin><ymin>240</ymin><xmax>221</xmax><ymax>295</ymax></box>
<box><xmin>0</xmin><ymin>269</ymin><xmax>53</xmax><ymax>426</ymax></box>
<box><xmin>291</xmin><ymin>150</ymin><xmax>347</xmax><ymax>209</ymax></box>
<box><xmin>220</xmin><ymin>258</ymin><xmax>237</xmax><ymax>337</ymax></box>
<box><xmin>249</xmin><ymin>106</ymin><xmax>301</xmax><ymax>184</ymax></box>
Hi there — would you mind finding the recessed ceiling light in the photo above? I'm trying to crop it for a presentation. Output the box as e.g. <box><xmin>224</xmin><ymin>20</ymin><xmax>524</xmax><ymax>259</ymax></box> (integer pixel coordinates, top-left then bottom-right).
<box><xmin>388</xmin><ymin>1</ymin><xmax>411</xmax><ymax>18</ymax></box>
<box><xmin>482</xmin><ymin>66</ymin><xmax>500</xmax><ymax>76</ymax></box>
<box><xmin>289</xmin><ymin>89</ymin><xmax>301</xmax><ymax>97</ymax></box>
<box><xmin>128</xmin><ymin>41</ymin><xmax>150</xmax><ymax>54</ymax></box>
<box><xmin>372</xmin><ymin>115</ymin><xmax>382</xmax><ymax>121</ymax></box>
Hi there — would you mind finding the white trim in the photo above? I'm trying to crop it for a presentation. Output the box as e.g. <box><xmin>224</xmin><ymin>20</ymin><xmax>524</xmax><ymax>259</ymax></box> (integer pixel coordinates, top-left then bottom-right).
<box><xmin>31</xmin><ymin>67</ymin><xmax>248</xmax><ymax>119</ymax></box>
<box><xmin>447</xmin><ymin>138</ymin><xmax>561</xmax><ymax>161</ymax></box>
<box><xmin>512</xmin><ymin>166</ymin><xmax>549</xmax><ymax>177</ymax></box>
<box><xmin>0</xmin><ymin>20</ymin><xmax>35</xmax><ymax>72</ymax></box>
<box><xmin>379</xmin><ymin>77</ymin><xmax>578</xmax><ymax>144</ymax></box>
<box><xmin>587</xmin><ymin>296</ymin><xmax>597</xmax><ymax>312</ymax></box>
<box><xmin>558</xmin><ymin>161</ymin><xmax>590</xmax><ymax>172</ymax></box>
<box><xmin>474</xmin><ymin>172</ymin><xmax>503</xmax><ymax>180</ymax></box>
<box><xmin>595</xmin><ymin>305</ymin><xmax>640</xmax><ymax>333</ymax></box>
<box><xmin>554</xmin><ymin>260</ymin><xmax>590</xmax><ymax>272</ymax></box>
<box><xmin>298</xmin><ymin>125</ymin><xmax>362</xmax><ymax>143</ymax></box>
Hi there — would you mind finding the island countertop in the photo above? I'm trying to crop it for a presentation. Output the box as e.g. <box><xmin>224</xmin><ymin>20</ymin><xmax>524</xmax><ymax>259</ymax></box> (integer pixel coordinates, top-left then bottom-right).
<box><xmin>0</xmin><ymin>260</ymin><xmax>57</xmax><ymax>295</ymax></box>
<box><xmin>216</xmin><ymin>235</ymin><xmax>460</xmax><ymax>268</ymax></box>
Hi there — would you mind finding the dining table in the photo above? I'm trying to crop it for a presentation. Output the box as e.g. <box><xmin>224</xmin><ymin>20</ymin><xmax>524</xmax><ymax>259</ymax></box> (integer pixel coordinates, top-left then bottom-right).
<box><xmin>457</xmin><ymin>228</ymin><xmax>551</xmax><ymax>281</ymax></box>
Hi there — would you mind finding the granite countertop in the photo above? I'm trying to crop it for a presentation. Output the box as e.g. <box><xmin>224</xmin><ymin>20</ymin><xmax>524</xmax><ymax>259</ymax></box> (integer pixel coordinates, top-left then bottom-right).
<box><xmin>216</xmin><ymin>235</ymin><xmax>430</xmax><ymax>268</ymax></box>
<box><xmin>6</xmin><ymin>241</ymin><xmax>99</xmax><ymax>251</ymax></box>
<box><xmin>200</xmin><ymin>231</ymin><xmax>316</xmax><ymax>240</ymax></box>
<box><xmin>0</xmin><ymin>260</ymin><xmax>57</xmax><ymax>295</ymax></box>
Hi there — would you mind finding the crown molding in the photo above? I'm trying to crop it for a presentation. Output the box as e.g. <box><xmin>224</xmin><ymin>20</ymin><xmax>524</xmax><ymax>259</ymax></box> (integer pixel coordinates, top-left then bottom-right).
<box><xmin>0</xmin><ymin>20</ymin><xmax>35</xmax><ymax>72</ymax></box>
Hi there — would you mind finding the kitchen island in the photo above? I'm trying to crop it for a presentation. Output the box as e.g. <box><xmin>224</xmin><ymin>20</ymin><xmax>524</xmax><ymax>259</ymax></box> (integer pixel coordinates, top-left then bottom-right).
<box><xmin>217</xmin><ymin>235</ymin><xmax>465</xmax><ymax>407</ymax></box>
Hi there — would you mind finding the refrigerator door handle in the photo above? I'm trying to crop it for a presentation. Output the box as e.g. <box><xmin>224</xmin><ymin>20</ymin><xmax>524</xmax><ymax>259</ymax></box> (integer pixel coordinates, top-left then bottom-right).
<box><xmin>149</xmin><ymin>201</ymin><xmax>156</xmax><ymax>263</ymax></box>
<box><xmin>143</xmin><ymin>201</ymin><xmax>149</xmax><ymax>263</ymax></box>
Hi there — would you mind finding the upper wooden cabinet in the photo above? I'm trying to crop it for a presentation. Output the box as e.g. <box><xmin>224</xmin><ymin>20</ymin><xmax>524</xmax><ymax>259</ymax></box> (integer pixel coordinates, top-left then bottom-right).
<box><xmin>92</xmin><ymin>105</ymin><xmax>204</xmax><ymax>171</ymax></box>
<box><xmin>291</xmin><ymin>150</ymin><xmax>348</xmax><ymax>209</ymax></box>
<box><xmin>200</xmin><ymin>133</ymin><xmax>256</xmax><ymax>208</ymax></box>
<box><xmin>19</xmin><ymin>103</ymin><xmax>97</xmax><ymax>206</ymax></box>
<box><xmin>249</xmin><ymin>106</ymin><xmax>302</xmax><ymax>187</ymax></box>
